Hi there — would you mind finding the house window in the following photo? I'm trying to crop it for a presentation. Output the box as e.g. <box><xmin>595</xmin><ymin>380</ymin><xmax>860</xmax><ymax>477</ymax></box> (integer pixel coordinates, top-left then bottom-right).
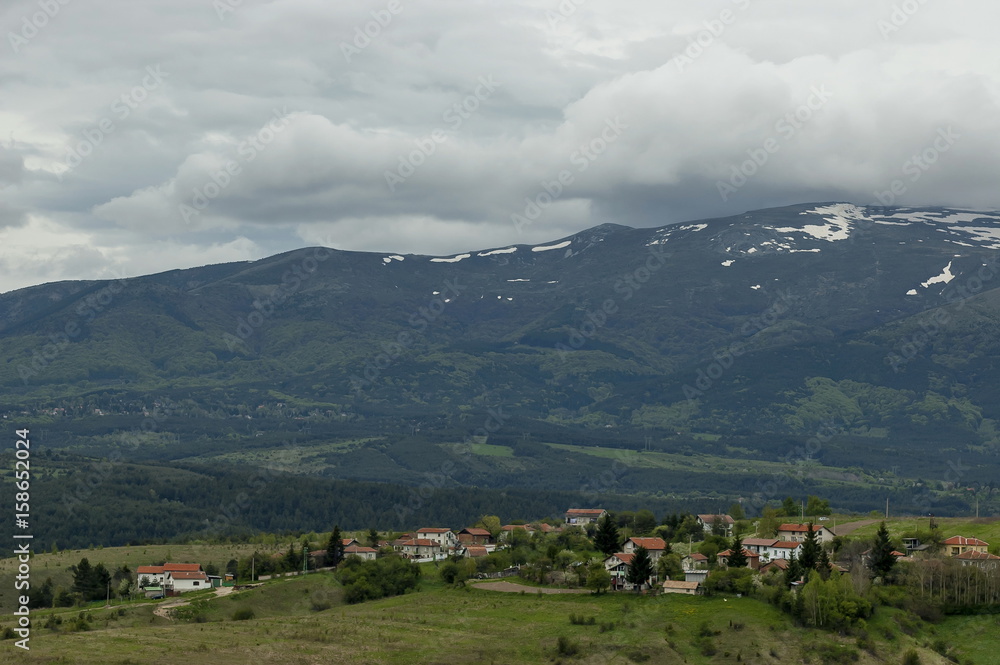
<box><xmin>193</xmin><ymin>581</ymin><xmax>199</xmax><ymax>586</ymax></box>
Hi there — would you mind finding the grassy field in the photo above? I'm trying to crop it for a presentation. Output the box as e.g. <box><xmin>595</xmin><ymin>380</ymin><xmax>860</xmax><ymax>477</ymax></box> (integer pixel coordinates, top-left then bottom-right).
<box><xmin>0</xmin><ymin>567</ymin><xmax>974</xmax><ymax>665</ymax></box>
<box><xmin>848</xmin><ymin>516</ymin><xmax>1000</xmax><ymax>548</ymax></box>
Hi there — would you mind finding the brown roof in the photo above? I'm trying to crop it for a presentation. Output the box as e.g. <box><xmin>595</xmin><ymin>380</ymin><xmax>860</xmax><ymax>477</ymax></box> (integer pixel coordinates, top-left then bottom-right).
<box><xmin>137</xmin><ymin>566</ymin><xmax>164</xmax><ymax>574</ymax></box>
<box><xmin>742</xmin><ymin>538</ymin><xmax>779</xmax><ymax>547</ymax></box>
<box><xmin>718</xmin><ymin>548</ymin><xmax>759</xmax><ymax>558</ymax></box>
<box><xmin>778</xmin><ymin>523</ymin><xmax>826</xmax><ymax>533</ymax></box>
<box><xmin>460</xmin><ymin>528</ymin><xmax>491</xmax><ymax>536</ymax></box>
<box><xmin>609</xmin><ymin>552</ymin><xmax>634</xmax><ymax>565</ymax></box>
<box><xmin>955</xmin><ymin>550</ymin><xmax>1000</xmax><ymax>560</ymax></box>
<box><xmin>163</xmin><ymin>563</ymin><xmax>201</xmax><ymax>572</ymax></box>
<box><xmin>344</xmin><ymin>545</ymin><xmax>377</xmax><ymax>554</ymax></box>
<box><xmin>417</xmin><ymin>527</ymin><xmax>452</xmax><ymax>534</ymax></box>
<box><xmin>771</xmin><ymin>541</ymin><xmax>802</xmax><ymax>549</ymax></box>
<box><xmin>465</xmin><ymin>546</ymin><xmax>489</xmax><ymax>557</ymax></box>
<box><xmin>400</xmin><ymin>539</ymin><xmax>439</xmax><ymax>547</ymax></box>
<box><xmin>502</xmin><ymin>524</ymin><xmax>532</xmax><ymax>531</ymax></box>
<box><xmin>697</xmin><ymin>514</ymin><xmax>735</xmax><ymax>524</ymax></box>
<box><xmin>628</xmin><ymin>537</ymin><xmax>667</xmax><ymax>550</ymax></box>
<box><xmin>168</xmin><ymin>571</ymin><xmax>208</xmax><ymax>580</ymax></box>
<box><xmin>687</xmin><ymin>552</ymin><xmax>708</xmax><ymax>561</ymax></box>
<box><xmin>662</xmin><ymin>580</ymin><xmax>700</xmax><ymax>590</ymax></box>
<box><xmin>565</xmin><ymin>508</ymin><xmax>606</xmax><ymax>515</ymax></box>
<box><xmin>762</xmin><ymin>559</ymin><xmax>790</xmax><ymax>570</ymax></box>
<box><xmin>944</xmin><ymin>536</ymin><xmax>989</xmax><ymax>547</ymax></box>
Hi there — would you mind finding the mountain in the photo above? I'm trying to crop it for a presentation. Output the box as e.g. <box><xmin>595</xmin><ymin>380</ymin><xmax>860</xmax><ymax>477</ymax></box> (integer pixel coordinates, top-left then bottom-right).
<box><xmin>4</xmin><ymin>202</ymin><xmax>1000</xmax><ymax>526</ymax></box>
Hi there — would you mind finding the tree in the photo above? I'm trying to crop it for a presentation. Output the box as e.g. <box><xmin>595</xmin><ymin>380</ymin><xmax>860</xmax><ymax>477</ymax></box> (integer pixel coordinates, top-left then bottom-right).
<box><xmin>657</xmin><ymin>553</ymin><xmax>684</xmax><ymax>581</ymax></box>
<box><xmin>283</xmin><ymin>542</ymin><xmax>302</xmax><ymax>571</ymax></box>
<box><xmin>781</xmin><ymin>496</ymin><xmax>798</xmax><ymax>517</ymax></box>
<box><xmin>594</xmin><ymin>515</ymin><xmax>620</xmax><ymax>558</ymax></box>
<box><xmin>868</xmin><ymin>521</ymin><xmax>897</xmax><ymax>581</ymax></box>
<box><xmin>367</xmin><ymin>528</ymin><xmax>380</xmax><ymax>549</ymax></box>
<box><xmin>799</xmin><ymin>523</ymin><xmax>821</xmax><ymax>572</ymax></box>
<box><xmin>476</xmin><ymin>515</ymin><xmax>502</xmax><ymax>540</ymax></box>
<box><xmin>626</xmin><ymin>546</ymin><xmax>654</xmax><ymax>591</ymax></box>
<box><xmin>711</xmin><ymin>516</ymin><xmax>728</xmax><ymax>537</ymax></box>
<box><xmin>729</xmin><ymin>502</ymin><xmax>745</xmax><ymax>521</ymax></box>
<box><xmin>326</xmin><ymin>526</ymin><xmax>346</xmax><ymax>568</ymax></box>
<box><xmin>586</xmin><ymin>563</ymin><xmax>611</xmax><ymax>594</ymax></box>
<box><xmin>817</xmin><ymin>547</ymin><xmax>832</xmax><ymax>580</ymax></box>
<box><xmin>633</xmin><ymin>509</ymin><xmax>657</xmax><ymax>535</ymax></box>
<box><xmin>758</xmin><ymin>505</ymin><xmax>781</xmax><ymax>538</ymax></box>
<box><xmin>727</xmin><ymin>536</ymin><xmax>748</xmax><ymax>569</ymax></box>
<box><xmin>805</xmin><ymin>495</ymin><xmax>831</xmax><ymax>516</ymax></box>
<box><xmin>784</xmin><ymin>553</ymin><xmax>803</xmax><ymax>586</ymax></box>
<box><xmin>29</xmin><ymin>577</ymin><xmax>54</xmax><ymax>609</ymax></box>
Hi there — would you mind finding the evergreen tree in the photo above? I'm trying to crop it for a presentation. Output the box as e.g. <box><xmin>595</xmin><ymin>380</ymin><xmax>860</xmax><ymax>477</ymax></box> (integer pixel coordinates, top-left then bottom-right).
<box><xmin>284</xmin><ymin>542</ymin><xmax>302</xmax><ymax>571</ymax></box>
<box><xmin>367</xmin><ymin>528</ymin><xmax>379</xmax><ymax>549</ymax></box>
<box><xmin>29</xmin><ymin>577</ymin><xmax>54</xmax><ymax>609</ymax></box>
<box><xmin>326</xmin><ymin>526</ymin><xmax>346</xmax><ymax>567</ymax></box>
<box><xmin>817</xmin><ymin>547</ymin><xmax>832</xmax><ymax>580</ymax></box>
<box><xmin>781</xmin><ymin>496</ymin><xmax>798</xmax><ymax>517</ymax></box>
<box><xmin>727</xmin><ymin>535</ymin><xmax>748</xmax><ymax>569</ymax></box>
<box><xmin>868</xmin><ymin>521</ymin><xmax>897</xmax><ymax>581</ymax></box>
<box><xmin>784</xmin><ymin>553</ymin><xmax>803</xmax><ymax>586</ymax></box>
<box><xmin>594</xmin><ymin>515</ymin><xmax>620</xmax><ymax>558</ymax></box>
<box><xmin>625</xmin><ymin>546</ymin><xmax>654</xmax><ymax>591</ymax></box>
<box><xmin>799</xmin><ymin>523</ymin><xmax>820</xmax><ymax>572</ymax></box>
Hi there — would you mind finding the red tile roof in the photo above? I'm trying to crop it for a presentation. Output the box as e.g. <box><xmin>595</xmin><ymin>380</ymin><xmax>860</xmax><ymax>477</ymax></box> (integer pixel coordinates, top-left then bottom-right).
<box><xmin>163</xmin><ymin>563</ymin><xmax>201</xmax><ymax>572</ymax></box>
<box><xmin>778</xmin><ymin>523</ymin><xmax>825</xmax><ymax>533</ymax></box>
<box><xmin>460</xmin><ymin>528</ymin><xmax>491</xmax><ymax>536</ymax></box>
<box><xmin>627</xmin><ymin>537</ymin><xmax>667</xmax><ymax>550</ymax></box>
<box><xmin>501</xmin><ymin>524</ymin><xmax>531</xmax><ymax>531</ymax></box>
<box><xmin>168</xmin><ymin>571</ymin><xmax>208</xmax><ymax>580</ymax></box>
<box><xmin>465</xmin><ymin>546</ymin><xmax>489</xmax><ymax>557</ymax></box>
<box><xmin>697</xmin><ymin>514</ymin><xmax>735</xmax><ymax>524</ymax></box>
<box><xmin>400</xmin><ymin>539</ymin><xmax>439</xmax><ymax>548</ymax></box>
<box><xmin>688</xmin><ymin>552</ymin><xmax>709</xmax><ymax>561</ymax></box>
<box><xmin>566</xmin><ymin>509</ymin><xmax>606</xmax><ymax>515</ymax></box>
<box><xmin>772</xmin><ymin>541</ymin><xmax>803</xmax><ymax>549</ymax></box>
<box><xmin>943</xmin><ymin>536</ymin><xmax>989</xmax><ymax>547</ymax></box>
<box><xmin>718</xmin><ymin>548</ymin><xmax>759</xmax><ymax>558</ymax></box>
<box><xmin>417</xmin><ymin>527</ymin><xmax>452</xmax><ymax>534</ymax></box>
<box><xmin>344</xmin><ymin>545</ymin><xmax>377</xmax><ymax>554</ymax></box>
<box><xmin>742</xmin><ymin>538</ymin><xmax>779</xmax><ymax>547</ymax></box>
<box><xmin>762</xmin><ymin>559</ymin><xmax>790</xmax><ymax>570</ymax></box>
<box><xmin>137</xmin><ymin>566</ymin><xmax>164</xmax><ymax>574</ymax></box>
<box><xmin>610</xmin><ymin>553</ymin><xmax>634</xmax><ymax>565</ymax></box>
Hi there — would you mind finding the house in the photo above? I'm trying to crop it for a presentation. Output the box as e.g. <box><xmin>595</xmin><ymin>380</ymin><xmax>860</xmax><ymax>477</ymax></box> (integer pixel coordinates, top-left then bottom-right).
<box><xmin>457</xmin><ymin>528</ymin><xmax>493</xmax><ymax>545</ymax></box>
<box><xmin>604</xmin><ymin>552</ymin><xmax>654</xmax><ymax>591</ymax></box>
<box><xmin>760</xmin><ymin>558</ymin><xmax>790</xmax><ymax>575</ymax></box>
<box><xmin>717</xmin><ymin>548</ymin><xmax>761</xmax><ymax>570</ymax></box>
<box><xmin>943</xmin><ymin>536</ymin><xmax>990</xmax><ymax>557</ymax></box>
<box><xmin>955</xmin><ymin>551</ymin><xmax>1000</xmax><ymax>570</ymax></box>
<box><xmin>416</xmin><ymin>528</ymin><xmax>458</xmax><ymax>548</ymax></box>
<box><xmin>767</xmin><ymin>541</ymin><xmax>804</xmax><ymax>560</ymax></box>
<box><xmin>462</xmin><ymin>545</ymin><xmax>489</xmax><ymax>558</ymax></box>
<box><xmin>776</xmin><ymin>523</ymin><xmax>835</xmax><ymax>544</ymax></box>
<box><xmin>165</xmin><ymin>570</ymin><xmax>209</xmax><ymax>593</ymax></box>
<box><xmin>662</xmin><ymin>580</ymin><xmax>702</xmax><ymax>595</ymax></box>
<box><xmin>623</xmin><ymin>537</ymin><xmax>668</xmax><ymax>562</ymax></box>
<box><xmin>681</xmin><ymin>552</ymin><xmax>709</xmax><ymax>570</ymax></box>
<box><xmin>565</xmin><ymin>509</ymin><xmax>608</xmax><ymax>526</ymax></box>
<box><xmin>684</xmin><ymin>570</ymin><xmax>709</xmax><ymax>584</ymax></box>
<box><xmin>395</xmin><ymin>538</ymin><xmax>443</xmax><ymax>559</ymax></box>
<box><xmin>137</xmin><ymin>565</ymin><xmax>165</xmax><ymax>588</ymax></box>
<box><xmin>696</xmin><ymin>514</ymin><xmax>735</xmax><ymax>535</ymax></box>
<box><xmin>343</xmin><ymin>544</ymin><xmax>378</xmax><ymax>561</ymax></box>
<box><xmin>535</xmin><ymin>523</ymin><xmax>563</xmax><ymax>534</ymax></box>
<box><xmin>742</xmin><ymin>537</ymin><xmax>778</xmax><ymax>555</ymax></box>
<box><xmin>342</xmin><ymin>537</ymin><xmax>360</xmax><ymax>548</ymax></box>
<box><xmin>499</xmin><ymin>524</ymin><xmax>534</xmax><ymax>541</ymax></box>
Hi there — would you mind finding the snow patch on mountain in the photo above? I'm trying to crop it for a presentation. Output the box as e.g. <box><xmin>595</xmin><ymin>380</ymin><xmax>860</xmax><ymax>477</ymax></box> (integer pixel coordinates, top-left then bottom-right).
<box><xmin>478</xmin><ymin>247</ymin><xmax>517</xmax><ymax>256</ymax></box>
<box><xmin>430</xmin><ymin>253</ymin><xmax>471</xmax><ymax>263</ymax></box>
<box><xmin>532</xmin><ymin>240</ymin><xmax>572</xmax><ymax>252</ymax></box>
<box><xmin>921</xmin><ymin>262</ymin><xmax>955</xmax><ymax>289</ymax></box>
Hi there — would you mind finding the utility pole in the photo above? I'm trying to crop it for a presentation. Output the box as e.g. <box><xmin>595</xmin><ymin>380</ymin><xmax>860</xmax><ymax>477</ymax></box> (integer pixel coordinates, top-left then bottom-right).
<box><xmin>885</xmin><ymin>497</ymin><xmax>889</xmax><ymax>519</ymax></box>
<box><xmin>251</xmin><ymin>556</ymin><xmax>255</xmax><ymax>582</ymax></box>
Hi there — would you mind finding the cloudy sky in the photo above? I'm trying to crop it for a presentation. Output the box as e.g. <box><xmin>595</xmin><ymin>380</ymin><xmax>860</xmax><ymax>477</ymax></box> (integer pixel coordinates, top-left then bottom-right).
<box><xmin>1</xmin><ymin>0</ymin><xmax>998</xmax><ymax>292</ymax></box>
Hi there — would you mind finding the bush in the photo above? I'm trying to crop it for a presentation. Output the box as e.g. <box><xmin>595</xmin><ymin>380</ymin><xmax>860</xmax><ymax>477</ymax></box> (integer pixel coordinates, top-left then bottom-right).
<box><xmin>232</xmin><ymin>608</ymin><xmax>255</xmax><ymax>621</ymax></box>
<box><xmin>556</xmin><ymin>636</ymin><xmax>579</xmax><ymax>657</ymax></box>
<box><xmin>901</xmin><ymin>650</ymin><xmax>920</xmax><ymax>665</ymax></box>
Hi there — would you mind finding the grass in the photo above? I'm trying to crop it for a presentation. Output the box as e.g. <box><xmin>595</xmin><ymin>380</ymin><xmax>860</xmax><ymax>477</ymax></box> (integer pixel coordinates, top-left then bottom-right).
<box><xmin>0</xmin><ymin>568</ymin><xmax>965</xmax><ymax>664</ymax></box>
<box><xmin>848</xmin><ymin>516</ymin><xmax>1000</xmax><ymax>547</ymax></box>
<box><xmin>466</xmin><ymin>442</ymin><xmax>514</xmax><ymax>457</ymax></box>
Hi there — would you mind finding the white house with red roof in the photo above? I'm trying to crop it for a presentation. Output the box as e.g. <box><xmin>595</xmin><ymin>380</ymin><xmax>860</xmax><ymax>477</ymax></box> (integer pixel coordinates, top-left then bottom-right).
<box><xmin>696</xmin><ymin>514</ymin><xmax>735</xmax><ymax>535</ymax></box>
<box><xmin>343</xmin><ymin>544</ymin><xmax>378</xmax><ymax>561</ymax></box>
<box><xmin>564</xmin><ymin>508</ymin><xmax>607</xmax><ymax>525</ymax></box>
<box><xmin>165</xmin><ymin>570</ymin><xmax>210</xmax><ymax>593</ymax></box>
<box><xmin>416</xmin><ymin>528</ymin><xmax>458</xmax><ymax>548</ymax></box>
<box><xmin>137</xmin><ymin>562</ymin><xmax>204</xmax><ymax>589</ymax></box>
<box><xmin>136</xmin><ymin>565</ymin><xmax>165</xmax><ymax>588</ymax></box>
<box><xmin>955</xmin><ymin>550</ymin><xmax>1000</xmax><ymax>570</ymax></box>
<box><xmin>717</xmin><ymin>548</ymin><xmax>761</xmax><ymax>570</ymax></box>
<box><xmin>776</xmin><ymin>523</ymin><xmax>835</xmax><ymax>544</ymax></box>
<box><xmin>395</xmin><ymin>538</ymin><xmax>444</xmax><ymax>559</ymax></box>
<box><xmin>623</xmin><ymin>537</ymin><xmax>668</xmax><ymax>562</ymax></box>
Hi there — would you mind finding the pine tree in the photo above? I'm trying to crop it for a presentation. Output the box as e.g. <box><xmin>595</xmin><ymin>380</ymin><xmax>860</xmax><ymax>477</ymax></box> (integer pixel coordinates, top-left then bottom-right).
<box><xmin>625</xmin><ymin>546</ymin><xmax>654</xmax><ymax>591</ymax></box>
<box><xmin>799</xmin><ymin>523</ymin><xmax>820</xmax><ymax>572</ymax></box>
<box><xmin>367</xmin><ymin>528</ymin><xmax>379</xmax><ymax>549</ymax></box>
<box><xmin>727</xmin><ymin>535</ymin><xmax>748</xmax><ymax>569</ymax></box>
<box><xmin>784</xmin><ymin>553</ymin><xmax>803</xmax><ymax>586</ymax></box>
<box><xmin>594</xmin><ymin>515</ymin><xmax>620</xmax><ymax>558</ymax></box>
<box><xmin>817</xmin><ymin>546</ymin><xmax>832</xmax><ymax>580</ymax></box>
<box><xmin>326</xmin><ymin>526</ymin><xmax>346</xmax><ymax>567</ymax></box>
<box><xmin>869</xmin><ymin>521</ymin><xmax>897</xmax><ymax>581</ymax></box>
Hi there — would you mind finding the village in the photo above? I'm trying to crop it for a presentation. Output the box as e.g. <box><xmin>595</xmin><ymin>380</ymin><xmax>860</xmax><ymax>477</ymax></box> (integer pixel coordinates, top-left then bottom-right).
<box><xmin>132</xmin><ymin>508</ymin><xmax>1000</xmax><ymax>598</ymax></box>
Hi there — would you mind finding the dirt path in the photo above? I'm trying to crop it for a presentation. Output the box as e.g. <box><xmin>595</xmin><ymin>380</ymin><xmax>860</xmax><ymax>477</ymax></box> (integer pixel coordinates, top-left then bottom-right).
<box><xmin>833</xmin><ymin>519</ymin><xmax>879</xmax><ymax>536</ymax></box>
<box><xmin>153</xmin><ymin>585</ymin><xmax>235</xmax><ymax>620</ymax></box>
<box><xmin>471</xmin><ymin>581</ymin><xmax>589</xmax><ymax>594</ymax></box>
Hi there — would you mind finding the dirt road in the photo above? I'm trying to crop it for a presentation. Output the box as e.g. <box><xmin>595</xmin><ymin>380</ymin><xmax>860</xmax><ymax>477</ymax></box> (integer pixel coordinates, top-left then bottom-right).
<box><xmin>153</xmin><ymin>585</ymin><xmax>235</xmax><ymax>620</ymax></box>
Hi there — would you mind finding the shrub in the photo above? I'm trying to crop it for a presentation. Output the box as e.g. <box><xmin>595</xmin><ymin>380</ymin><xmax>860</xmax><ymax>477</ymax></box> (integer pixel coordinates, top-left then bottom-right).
<box><xmin>901</xmin><ymin>650</ymin><xmax>920</xmax><ymax>665</ymax></box>
<box><xmin>556</xmin><ymin>636</ymin><xmax>579</xmax><ymax>657</ymax></box>
<box><xmin>232</xmin><ymin>608</ymin><xmax>255</xmax><ymax>621</ymax></box>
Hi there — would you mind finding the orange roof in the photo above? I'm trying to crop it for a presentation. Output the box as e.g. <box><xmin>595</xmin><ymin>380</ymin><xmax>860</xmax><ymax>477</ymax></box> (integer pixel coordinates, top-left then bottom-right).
<box><xmin>718</xmin><ymin>548</ymin><xmax>759</xmax><ymax>558</ymax></box>
<box><xmin>163</xmin><ymin>563</ymin><xmax>202</xmax><ymax>572</ymax></box>
<box><xmin>137</xmin><ymin>566</ymin><xmax>163</xmax><ymax>574</ymax></box>
<box><xmin>697</xmin><ymin>514</ymin><xmax>735</xmax><ymax>524</ymax></box>
<box><xmin>743</xmin><ymin>538</ymin><xmax>779</xmax><ymax>547</ymax></box>
<box><xmin>400</xmin><ymin>539</ymin><xmax>439</xmax><ymax>547</ymax></box>
<box><xmin>943</xmin><ymin>536</ymin><xmax>989</xmax><ymax>547</ymax></box>
<box><xmin>610</xmin><ymin>552</ymin><xmax>634</xmax><ymax>565</ymax></box>
<box><xmin>460</xmin><ymin>528</ymin><xmax>491</xmax><ymax>536</ymax></box>
<box><xmin>465</xmin><ymin>546</ymin><xmax>489</xmax><ymax>557</ymax></box>
<box><xmin>502</xmin><ymin>524</ymin><xmax>531</xmax><ymax>531</ymax></box>
<box><xmin>772</xmin><ymin>541</ymin><xmax>803</xmax><ymax>549</ymax></box>
<box><xmin>628</xmin><ymin>537</ymin><xmax>667</xmax><ymax>550</ymax></box>
<box><xmin>566</xmin><ymin>509</ymin><xmax>606</xmax><ymax>515</ymax></box>
<box><xmin>417</xmin><ymin>527</ymin><xmax>452</xmax><ymax>533</ymax></box>
<box><xmin>688</xmin><ymin>552</ymin><xmax>708</xmax><ymax>561</ymax></box>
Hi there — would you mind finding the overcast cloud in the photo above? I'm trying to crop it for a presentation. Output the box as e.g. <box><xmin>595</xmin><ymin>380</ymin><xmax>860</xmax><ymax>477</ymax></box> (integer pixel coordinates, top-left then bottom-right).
<box><xmin>1</xmin><ymin>0</ymin><xmax>998</xmax><ymax>292</ymax></box>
